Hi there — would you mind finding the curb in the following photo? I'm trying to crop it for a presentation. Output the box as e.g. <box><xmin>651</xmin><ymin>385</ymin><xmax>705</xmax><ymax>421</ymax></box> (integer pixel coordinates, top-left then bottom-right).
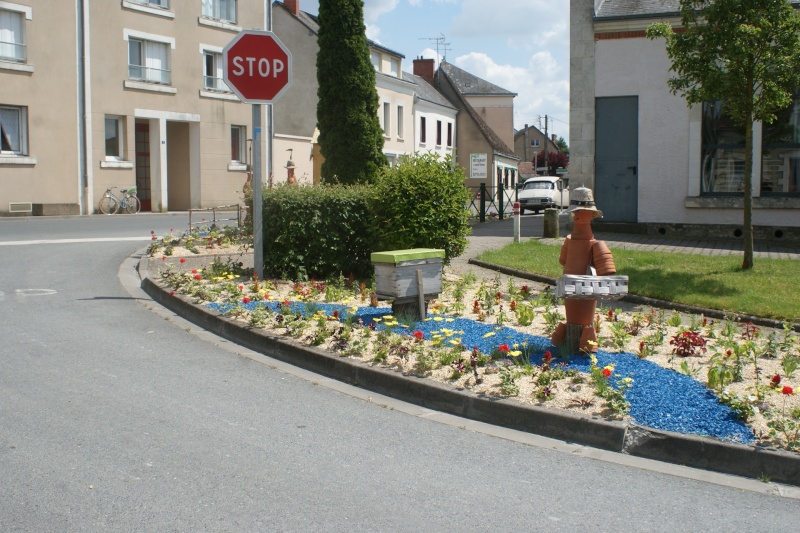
<box><xmin>139</xmin><ymin>259</ymin><xmax>800</xmax><ymax>487</ymax></box>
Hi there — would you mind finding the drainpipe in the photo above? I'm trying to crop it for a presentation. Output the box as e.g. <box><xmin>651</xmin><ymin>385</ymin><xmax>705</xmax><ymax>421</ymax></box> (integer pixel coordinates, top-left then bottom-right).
<box><xmin>76</xmin><ymin>0</ymin><xmax>92</xmax><ymax>214</ymax></box>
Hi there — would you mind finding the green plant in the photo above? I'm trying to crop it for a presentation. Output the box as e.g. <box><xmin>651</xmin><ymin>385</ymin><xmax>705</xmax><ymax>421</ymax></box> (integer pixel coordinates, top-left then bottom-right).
<box><xmin>718</xmin><ymin>390</ymin><xmax>756</xmax><ymax>422</ymax></box>
<box><xmin>608</xmin><ymin>321</ymin><xmax>632</xmax><ymax>352</ymax></box>
<box><xmin>514</xmin><ymin>301</ymin><xmax>535</xmax><ymax>326</ymax></box>
<box><xmin>542</xmin><ymin>309</ymin><xmax>564</xmax><ymax>335</ymax></box>
<box><xmin>707</xmin><ymin>350</ymin><xmax>737</xmax><ymax>391</ymax></box>
<box><xmin>679</xmin><ymin>360</ymin><xmax>700</xmax><ymax>377</ymax></box>
<box><xmin>782</xmin><ymin>352</ymin><xmax>800</xmax><ymax>378</ymax></box>
<box><xmin>765</xmin><ymin>388</ymin><xmax>800</xmax><ymax>451</ymax></box>
<box><xmin>499</xmin><ymin>365</ymin><xmax>520</xmax><ymax>396</ymax></box>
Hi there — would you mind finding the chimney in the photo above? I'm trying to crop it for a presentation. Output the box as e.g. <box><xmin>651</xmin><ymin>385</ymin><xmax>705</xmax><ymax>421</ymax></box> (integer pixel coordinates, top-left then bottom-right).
<box><xmin>284</xmin><ymin>0</ymin><xmax>300</xmax><ymax>16</ymax></box>
<box><xmin>551</xmin><ymin>134</ymin><xmax>557</xmax><ymax>142</ymax></box>
<box><xmin>413</xmin><ymin>57</ymin><xmax>435</xmax><ymax>86</ymax></box>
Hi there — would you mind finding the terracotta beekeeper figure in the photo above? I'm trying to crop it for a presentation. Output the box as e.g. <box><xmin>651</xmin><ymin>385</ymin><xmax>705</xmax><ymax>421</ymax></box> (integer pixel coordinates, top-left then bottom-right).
<box><xmin>551</xmin><ymin>187</ymin><xmax>617</xmax><ymax>353</ymax></box>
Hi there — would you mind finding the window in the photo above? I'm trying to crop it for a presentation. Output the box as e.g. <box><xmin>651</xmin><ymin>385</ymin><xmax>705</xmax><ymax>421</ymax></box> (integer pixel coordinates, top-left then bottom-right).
<box><xmin>701</xmin><ymin>100</ymin><xmax>746</xmax><ymax>194</ymax></box>
<box><xmin>128</xmin><ymin>38</ymin><xmax>170</xmax><ymax>84</ymax></box>
<box><xmin>231</xmin><ymin>125</ymin><xmax>246</xmax><ymax>163</ymax></box>
<box><xmin>370</xmin><ymin>50</ymin><xmax>380</xmax><ymax>71</ymax></box>
<box><xmin>447</xmin><ymin>122</ymin><xmax>452</xmax><ymax>147</ymax></box>
<box><xmin>397</xmin><ymin>105</ymin><xmax>404</xmax><ymax>139</ymax></box>
<box><xmin>761</xmin><ymin>90</ymin><xmax>800</xmax><ymax>195</ymax></box>
<box><xmin>0</xmin><ymin>105</ymin><xmax>27</xmax><ymax>155</ymax></box>
<box><xmin>436</xmin><ymin>120</ymin><xmax>442</xmax><ymax>146</ymax></box>
<box><xmin>530</xmin><ymin>139</ymin><xmax>540</xmax><ymax>147</ymax></box>
<box><xmin>202</xmin><ymin>0</ymin><xmax>236</xmax><ymax>24</ymax></box>
<box><xmin>105</xmin><ymin>116</ymin><xmax>124</xmax><ymax>159</ymax></box>
<box><xmin>204</xmin><ymin>51</ymin><xmax>228</xmax><ymax>91</ymax></box>
<box><xmin>128</xmin><ymin>0</ymin><xmax>169</xmax><ymax>8</ymax></box>
<box><xmin>390</xmin><ymin>58</ymin><xmax>399</xmax><ymax>77</ymax></box>
<box><xmin>420</xmin><ymin>116</ymin><xmax>426</xmax><ymax>144</ymax></box>
<box><xmin>382</xmin><ymin>102</ymin><xmax>390</xmax><ymax>136</ymax></box>
<box><xmin>0</xmin><ymin>8</ymin><xmax>25</xmax><ymax>62</ymax></box>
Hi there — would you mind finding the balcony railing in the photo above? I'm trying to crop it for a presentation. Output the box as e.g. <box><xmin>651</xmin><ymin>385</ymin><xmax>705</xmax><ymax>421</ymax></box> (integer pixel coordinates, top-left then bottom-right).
<box><xmin>128</xmin><ymin>0</ymin><xmax>169</xmax><ymax>8</ymax></box>
<box><xmin>0</xmin><ymin>41</ymin><xmax>26</xmax><ymax>63</ymax></box>
<box><xmin>129</xmin><ymin>64</ymin><xmax>171</xmax><ymax>85</ymax></box>
<box><xmin>204</xmin><ymin>76</ymin><xmax>231</xmax><ymax>92</ymax></box>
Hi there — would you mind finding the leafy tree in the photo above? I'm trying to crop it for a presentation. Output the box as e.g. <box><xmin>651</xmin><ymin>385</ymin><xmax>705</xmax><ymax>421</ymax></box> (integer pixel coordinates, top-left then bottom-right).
<box><xmin>316</xmin><ymin>0</ymin><xmax>386</xmax><ymax>184</ymax></box>
<box><xmin>536</xmin><ymin>151</ymin><xmax>569</xmax><ymax>176</ymax></box>
<box><xmin>647</xmin><ymin>0</ymin><xmax>800</xmax><ymax>269</ymax></box>
<box><xmin>554</xmin><ymin>136</ymin><xmax>569</xmax><ymax>156</ymax></box>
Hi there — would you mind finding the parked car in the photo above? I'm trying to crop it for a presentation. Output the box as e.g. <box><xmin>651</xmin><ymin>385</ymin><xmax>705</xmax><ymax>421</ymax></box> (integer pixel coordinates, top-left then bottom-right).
<box><xmin>517</xmin><ymin>176</ymin><xmax>568</xmax><ymax>214</ymax></box>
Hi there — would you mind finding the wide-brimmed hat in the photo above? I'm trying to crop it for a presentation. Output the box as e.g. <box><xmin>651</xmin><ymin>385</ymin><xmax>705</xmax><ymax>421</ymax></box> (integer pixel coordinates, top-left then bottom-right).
<box><xmin>569</xmin><ymin>187</ymin><xmax>603</xmax><ymax>218</ymax></box>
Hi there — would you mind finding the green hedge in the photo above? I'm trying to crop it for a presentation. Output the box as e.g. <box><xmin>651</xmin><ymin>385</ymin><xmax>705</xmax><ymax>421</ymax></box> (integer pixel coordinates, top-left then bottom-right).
<box><xmin>258</xmin><ymin>153</ymin><xmax>471</xmax><ymax>280</ymax></box>
<box><xmin>373</xmin><ymin>153</ymin><xmax>471</xmax><ymax>262</ymax></box>
<box><xmin>261</xmin><ymin>184</ymin><xmax>376</xmax><ymax>280</ymax></box>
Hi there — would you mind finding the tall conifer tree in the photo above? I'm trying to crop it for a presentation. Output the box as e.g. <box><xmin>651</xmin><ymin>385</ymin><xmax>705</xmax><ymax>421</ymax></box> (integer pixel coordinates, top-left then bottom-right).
<box><xmin>316</xmin><ymin>0</ymin><xmax>386</xmax><ymax>184</ymax></box>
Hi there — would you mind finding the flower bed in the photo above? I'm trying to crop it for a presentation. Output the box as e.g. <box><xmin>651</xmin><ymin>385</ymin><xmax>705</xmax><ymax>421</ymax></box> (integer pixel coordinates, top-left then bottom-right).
<box><xmin>156</xmin><ymin>256</ymin><xmax>800</xmax><ymax>453</ymax></box>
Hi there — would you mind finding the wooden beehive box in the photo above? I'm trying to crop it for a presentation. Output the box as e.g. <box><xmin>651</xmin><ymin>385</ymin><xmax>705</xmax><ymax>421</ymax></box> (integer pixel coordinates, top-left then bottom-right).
<box><xmin>371</xmin><ymin>248</ymin><xmax>445</xmax><ymax>300</ymax></box>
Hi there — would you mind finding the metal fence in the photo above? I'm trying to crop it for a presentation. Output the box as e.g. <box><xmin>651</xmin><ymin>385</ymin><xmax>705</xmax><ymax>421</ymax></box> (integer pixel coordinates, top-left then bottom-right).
<box><xmin>467</xmin><ymin>183</ymin><xmax>519</xmax><ymax>222</ymax></box>
<box><xmin>188</xmin><ymin>204</ymin><xmax>244</xmax><ymax>230</ymax></box>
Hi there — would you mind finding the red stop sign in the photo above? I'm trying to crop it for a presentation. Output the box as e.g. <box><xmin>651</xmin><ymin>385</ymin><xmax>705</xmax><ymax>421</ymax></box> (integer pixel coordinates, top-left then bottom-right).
<box><xmin>223</xmin><ymin>30</ymin><xmax>292</xmax><ymax>104</ymax></box>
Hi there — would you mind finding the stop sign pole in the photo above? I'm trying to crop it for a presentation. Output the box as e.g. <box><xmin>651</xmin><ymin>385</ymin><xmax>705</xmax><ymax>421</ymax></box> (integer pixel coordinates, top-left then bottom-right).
<box><xmin>223</xmin><ymin>28</ymin><xmax>292</xmax><ymax>281</ymax></box>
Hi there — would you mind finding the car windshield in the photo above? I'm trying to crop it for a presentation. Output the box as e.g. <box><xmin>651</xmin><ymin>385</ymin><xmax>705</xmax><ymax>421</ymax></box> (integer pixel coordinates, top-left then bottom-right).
<box><xmin>523</xmin><ymin>181</ymin><xmax>554</xmax><ymax>190</ymax></box>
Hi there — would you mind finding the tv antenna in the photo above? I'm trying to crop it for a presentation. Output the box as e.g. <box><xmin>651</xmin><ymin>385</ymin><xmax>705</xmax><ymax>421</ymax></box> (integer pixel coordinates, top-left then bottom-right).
<box><xmin>419</xmin><ymin>33</ymin><xmax>451</xmax><ymax>62</ymax></box>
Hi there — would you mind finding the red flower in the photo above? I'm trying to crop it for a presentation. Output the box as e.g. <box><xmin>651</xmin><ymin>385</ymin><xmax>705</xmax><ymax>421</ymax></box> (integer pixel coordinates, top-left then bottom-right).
<box><xmin>333</xmin><ymin>310</ymin><xmax>339</xmax><ymax>319</ymax></box>
<box><xmin>510</xmin><ymin>300</ymin><xmax>517</xmax><ymax>311</ymax></box>
<box><xmin>543</xmin><ymin>351</ymin><xmax>552</xmax><ymax>363</ymax></box>
<box><xmin>496</xmin><ymin>292</ymin><xmax>502</xmax><ymax>299</ymax></box>
<box><xmin>242</xmin><ymin>296</ymin><xmax>251</xmax><ymax>303</ymax></box>
<box><xmin>169</xmin><ymin>290</ymin><xmax>175</xmax><ymax>296</ymax></box>
<box><xmin>772</xmin><ymin>374</ymin><xmax>782</xmax><ymax>386</ymax></box>
<box><xmin>498</xmin><ymin>343</ymin><xmax>510</xmax><ymax>354</ymax></box>
<box><xmin>725</xmin><ymin>349</ymin><xmax>732</xmax><ymax>357</ymax></box>
<box><xmin>191</xmin><ymin>269</ymin><xmax>197</xmax><ymax>274</ymax></box>
<box><xmin>520</xmin><ymin>285</ymin><xmax>529</xmax><ymax>294</ymax></box>
<box><xmin>150</xmin><ymin>230</ymin><xmax>155</xmax><ymax>234</ymax></box>
<box><xmin>193</xmin><ymin>274</ymin><xmax>202</xmax><ymax>280</ymax></box>
<box><xmin>413</xmin><ymin>330</ymin><xmax>424</xmax><ymax>341</ymax></box>
<box><xmin>782</xmin><ymin>386</ymin><xmax>795</xmax><ymax>396</ymax></box>
<box><xmin>151</xmin><ymin>236</ymin><xmax>157</xmax><ymax>241</ymax></box>
<box><xmin>162</xmin><ymin>256</ymin><xmax>166</xmax><ymax>261</ymax></box>
<box><xmin>179</xmin><ymin>258</ymin><xmax>186</xmax><ymax>264</ymax></box>
<box><xmin>602</xmin><ymin>368</ymin><xmax>612</xmax><ymax>378</ymax></box>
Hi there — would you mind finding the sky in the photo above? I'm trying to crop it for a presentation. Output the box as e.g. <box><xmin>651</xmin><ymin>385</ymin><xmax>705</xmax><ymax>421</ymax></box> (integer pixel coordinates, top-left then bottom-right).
<box><xmin>293</xmin><ymin>0</ymin><xmax>571</xmax><ymax>142</ymax></box>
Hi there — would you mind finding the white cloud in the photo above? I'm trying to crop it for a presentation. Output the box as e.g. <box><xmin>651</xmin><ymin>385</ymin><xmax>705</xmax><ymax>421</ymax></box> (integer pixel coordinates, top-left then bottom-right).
<box><xmin>454</xmin><ymin>51</ymin><xmax>570</xmax><ymax>139</ymax></box>
<box><xmin>363</xmin><ymin>0</ymin><xmax>399</xmax><ymax>21</ymax></box>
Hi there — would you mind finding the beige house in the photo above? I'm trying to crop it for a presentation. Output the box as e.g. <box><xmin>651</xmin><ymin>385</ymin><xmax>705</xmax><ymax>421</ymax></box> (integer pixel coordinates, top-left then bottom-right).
<box><xmin>430</xmin><ymin>61</ymin><xmax>520</xmax><ymax>195</ymax></box>
<box><xmin>514</xmin><ymin>124</ymin><xmax>559</xmax><ymax>170</ymax></box>
<box><xmin>0</xmin><ymin>0</ymin><xmax>265</xmax><ymax>215</ymax></box>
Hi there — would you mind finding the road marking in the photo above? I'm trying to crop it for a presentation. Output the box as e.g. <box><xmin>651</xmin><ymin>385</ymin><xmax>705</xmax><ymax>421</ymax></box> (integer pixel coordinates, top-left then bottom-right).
<box><xmin>0</xmin><ymin>237</ymin><xmax>151</xmax><ymax>246</ymax></box>
<box><xmin>15</xmin><ymin>289</ymin><xmax>57</xmax><ymax>296</ymax></box>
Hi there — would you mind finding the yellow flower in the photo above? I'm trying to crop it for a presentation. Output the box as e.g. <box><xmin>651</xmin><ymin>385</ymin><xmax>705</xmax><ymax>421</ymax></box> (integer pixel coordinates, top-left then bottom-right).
<box><xmin>445</xmin><ymin>318</ymin><xmax>454</xmax><ymax>322</ymax></box>
<box><xmin>483</xmin><ymin>332</ymin><xmax>496</xmax><ymax>338</ymax></box>
<box><xmin>227</xmin><ymin>274</ymin><xmax>234</xmax><ymax>280</ymax></box>
<box><xmin>374</xmin><ymin>317</ymin><xmax>382</xmax><ymax>323</ymax></box>
<box><xmin>509</xmin><ymin>350</ymin><xmax>522</xmax><ymax>357</ymax></box>
<box><xmin>449</xmin><ymin>339</ymin><xmax>461</xmax><ymax>346</ymax></box>
<box><xmin>433</xmin><ymin>317</ymin><xmax>444</xmax><ymax>322</ymax></box>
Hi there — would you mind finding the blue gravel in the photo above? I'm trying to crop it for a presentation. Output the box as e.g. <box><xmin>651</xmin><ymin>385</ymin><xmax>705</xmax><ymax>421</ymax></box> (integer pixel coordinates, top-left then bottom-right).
<box><xmin>207</xmin><ymin>300</ymin><xmax>755</xmax><ymax>444</ymax></box>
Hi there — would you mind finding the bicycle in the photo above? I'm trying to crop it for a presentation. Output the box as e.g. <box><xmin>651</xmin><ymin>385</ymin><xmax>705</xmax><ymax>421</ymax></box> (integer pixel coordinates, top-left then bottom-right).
<box><xmin>99</xmin><ymin>186</ymin><xmax>141</xmax><ymax>215</ymax></box>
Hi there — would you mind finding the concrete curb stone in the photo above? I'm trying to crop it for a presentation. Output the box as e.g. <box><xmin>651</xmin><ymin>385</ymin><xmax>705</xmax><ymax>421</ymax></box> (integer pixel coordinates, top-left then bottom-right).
<box><xmin>139</xmin><ymin>255</ymin><xmax>800</xmax><ymax>487</ymax></box>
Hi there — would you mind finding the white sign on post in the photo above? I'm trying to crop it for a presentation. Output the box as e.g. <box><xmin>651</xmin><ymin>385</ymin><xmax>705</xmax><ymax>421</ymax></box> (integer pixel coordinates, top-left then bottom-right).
<box><xmin>470</xmin><ymin>153</ymin><xmax>487</xmax><ymax>179</ymax></box>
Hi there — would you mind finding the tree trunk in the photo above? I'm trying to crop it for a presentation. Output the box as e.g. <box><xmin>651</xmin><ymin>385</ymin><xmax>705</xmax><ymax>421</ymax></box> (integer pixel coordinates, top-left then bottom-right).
<box><xmin>742</xmin><ymin>112</ymin><xmax>754</xmax><ymax>270</ymax></box>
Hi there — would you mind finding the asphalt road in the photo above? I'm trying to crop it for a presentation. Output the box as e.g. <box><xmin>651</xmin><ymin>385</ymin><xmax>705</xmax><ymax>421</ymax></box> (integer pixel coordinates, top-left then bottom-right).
<box><xmin>1</xmin><ymin>214</ymin><xmax>798</xmax><ymax>532</ymax></box>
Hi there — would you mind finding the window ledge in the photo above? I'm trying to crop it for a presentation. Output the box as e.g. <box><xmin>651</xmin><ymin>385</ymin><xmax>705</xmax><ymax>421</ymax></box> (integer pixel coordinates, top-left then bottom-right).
<box><xmin>100</xmin><ymin>160</ymin><xmax>134</xmax><ymax>169</ymax></box>
<box><xmin>685</xmin><ymin>196</ymin><xmax>800</xmax><ymax>209</ymax></box>
<box><xmin>124</xmin><ymin>80</ymin><xmax>177</xmax><ymax>94</ymax></box>
<box><xmin>199</xmin><ymin>89</ymin><xmax>239</xmax><ymax>101</ymax></box>
<box><xmin>122</xmin><ymin>1</ymin><xmax>176</xmax><ymax>19</ymax></box>
<box><xmin>0</xmin><ymin>60</ymin><xmax>34</xmax><ymax>73</ymax></box>
<box><xmin>227</xmin><ymin>163</ymin><xmax>248</xmax><ymax>172</ymax></box>
<box><xmin>0</xmin><ymin>155</ymin><xmax>36</xmax><ymax>165</ymax></box>
<box><xmin>198</xmin><ymin>17</ymin><xmax>241</xmax><ymax>33</ymax></box>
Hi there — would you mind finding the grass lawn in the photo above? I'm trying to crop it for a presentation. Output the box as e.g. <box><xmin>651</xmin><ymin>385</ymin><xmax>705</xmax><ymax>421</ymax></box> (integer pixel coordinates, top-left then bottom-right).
<box><xmin>477</xmin><ymin>240</ymin><xmax>800</xmax><ymax>323</ymax></box>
